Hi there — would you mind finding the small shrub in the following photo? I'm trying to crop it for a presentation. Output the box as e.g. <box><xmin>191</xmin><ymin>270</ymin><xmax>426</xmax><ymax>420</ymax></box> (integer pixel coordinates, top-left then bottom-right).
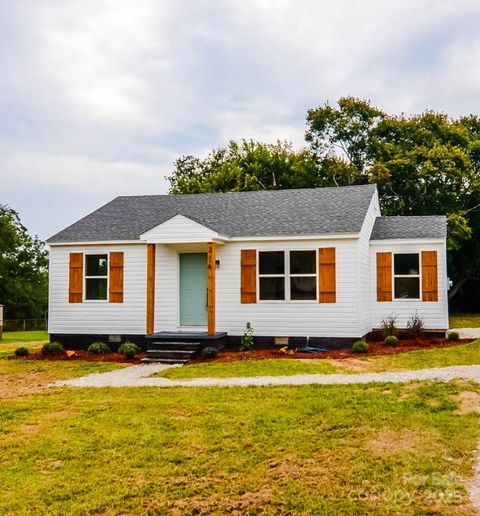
<box><xmin>14</xmin><ymin>347</ymin><xmax>29</xmax><ymax>357</ymax></box>
<box><xmin>352</xmin><ymin>340</ymin><xmax>368</xmax><ymax>353</ymax></box>
<box><xmin>240</xmin><ymin>326</ymin><xmax>254</xmax><ymax>351</ymax></box>
<box><xmin>447</xmin><ymin>331</ymin><xmax>460</xmax><ymax>341</ymax></box>
<box><xmin>384</xmin><ymin>335</ymin><xmax>398</xmax><ymax>347</ymax></box>
<box><xmin>118</xmin><ymin>342</ymin><xmax>140</xmax><ymax>359</ymax></box>
<box><xmin>41</xmin><ymin>342</ymin><xmax>64</xmax><ymax>356</ymax></box>
<box><xmin>202</xmin><ymin>346</ymin><xmax>218</xmax><ymax>359</ymax></box>
<box><xmin>381</xmin><ymin>314</ymin><xmax>398</xmax><ymax>338</ymax></box>
<box><xmin>88</xmin><ymin>342</ymin><xmax>111</xmax><ymax>355</ymax></box>
<box><xmin>407</xmin><ymin>310</ymin><xmax>424</xmax><ymax>339</ymax></box>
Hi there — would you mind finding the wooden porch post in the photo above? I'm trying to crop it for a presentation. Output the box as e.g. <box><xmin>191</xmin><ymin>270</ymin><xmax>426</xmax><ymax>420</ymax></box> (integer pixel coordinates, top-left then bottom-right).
<box><xmin>207</xmin><ymin>242</ymin><xmax>216</xmax><ymax>336</ymax></box>
<box><xmin>146</xmin><ymin>244</ymin><xmax>156</xmax><ymax>335</ymax></box>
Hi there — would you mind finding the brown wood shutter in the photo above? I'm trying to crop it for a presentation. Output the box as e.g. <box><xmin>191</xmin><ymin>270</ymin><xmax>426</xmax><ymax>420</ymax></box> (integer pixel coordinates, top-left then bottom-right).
<box><xmin>109</xmin><ymin>252</ymin><xmax>124</xmax><ymax>303</ymax></box>
<box><xmin>240</xmin><ymin>250</ymin><xmax>256</xmax><ymax>303</ymax></box>
<box><xmin>319</xmin><ymin>247</ymin><xmax>336</xmax><ymax>303</ymax></box>
<box><xmin>376</xmin><ymin>252</ymin><xmax>392</xmax><ymax>302</ymax></box>
<box><xmin>69</xmin><ymin>252</ymin><xmax>83</xmax><ymax>303</ymax></box>
<box><xmin>422</xmin><ymin>250</ymin><xmax>438</xmax><ymax>301</ymax></box>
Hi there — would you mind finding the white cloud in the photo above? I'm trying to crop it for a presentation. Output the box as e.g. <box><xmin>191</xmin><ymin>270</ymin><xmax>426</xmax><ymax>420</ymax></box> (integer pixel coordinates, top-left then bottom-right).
<box><xmin>1</xmin><ymin>0</ymin><xmax>480</xmax><ymax>237</ymax></box>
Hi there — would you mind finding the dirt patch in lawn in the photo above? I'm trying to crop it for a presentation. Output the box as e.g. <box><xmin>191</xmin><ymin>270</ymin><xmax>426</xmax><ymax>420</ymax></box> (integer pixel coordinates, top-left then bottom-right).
<box><xmin>454</xmin><ymin>391</ymin><xmax>480</xmax><ymax>415</ymax></box>
<box><xmin>368</xmin><ymin>428</ymin><xmax>431</xmax><ymax>457</ymax></box>
<box><xmin>191</xmin><ymin>339</ymin><xmax>473</xmax><ymax>364</ymax></box>
<box><xmin>8</xmin><ymin>350</ymin><xmax>146</xmax><ymax>364</ymax></box>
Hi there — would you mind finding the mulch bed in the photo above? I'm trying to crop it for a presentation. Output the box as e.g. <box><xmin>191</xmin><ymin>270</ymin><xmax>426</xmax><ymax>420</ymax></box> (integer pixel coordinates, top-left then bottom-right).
<box><xmin>9</xmin><ymin>350</ymin><xmax>146</xmax><ymax>364</ymax></box>
<box><xmin>8</xmin><ymin>338</ymin><xmax>474</xmax><ymax>364</ymax></box>
<box><xmin>190</xmin><ymin>338</ymin><xmax>474</xmax><ymax>364</ymax></box>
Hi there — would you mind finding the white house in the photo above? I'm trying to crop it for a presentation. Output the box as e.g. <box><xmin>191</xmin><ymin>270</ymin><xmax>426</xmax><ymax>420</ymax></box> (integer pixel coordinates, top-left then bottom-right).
<box><xmin>47</xmin><ymin>184</ymin><xmax>448</xmax><ymax>350</ymax></box>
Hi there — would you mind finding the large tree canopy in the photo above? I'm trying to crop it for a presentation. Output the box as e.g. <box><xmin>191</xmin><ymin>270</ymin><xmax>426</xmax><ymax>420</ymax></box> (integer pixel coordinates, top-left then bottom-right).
<box><xmin>166</xmin><ymin>98</ymin><xmax>480</xmax><ymax>309</ymax></box>
<box><xmin>168</xmin><ymin>140</ymin><xmax>320</xmax><ymax>194</ymax></box>
<box><xmin>0</xmin><ymin>205</ymin><xmax>48</xmax><ymax>319</ymax></box>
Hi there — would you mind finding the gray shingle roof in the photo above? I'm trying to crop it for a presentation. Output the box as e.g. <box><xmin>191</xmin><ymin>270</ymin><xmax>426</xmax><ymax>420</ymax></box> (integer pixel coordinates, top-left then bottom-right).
<box><xmin>370</xmin><ymin>216</ymin><xmax>447</xmax><ymax>240</ymax></box>
<box><xmin>47</xmin><ymin>184</ymin><xmax>377</xmax><ymax>242</ymax></box>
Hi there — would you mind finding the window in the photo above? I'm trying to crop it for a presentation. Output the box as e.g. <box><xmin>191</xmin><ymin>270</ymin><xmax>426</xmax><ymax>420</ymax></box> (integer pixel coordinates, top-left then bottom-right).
<box><xmin>394</xmin><ymin>253</ymin><xmax>420</xmax><ymax>299</ymax></box>
<box><xmin>258</xmin><ymin>250</ymin><xmax>317</xmax><ymax>301</ymax></box>
<box><xmin>259</xmin><ymin>251</ymin><xmax>285</xmax><ymax>300</ymax></box>
<box><xmin>85</xmin><ymin>254</ymin><xmax>108</xmax><ymax>300</ymax></box>
<box><xmin>290</xmin><ymin>251</ymin><xmax>316</xmax><ymax>300</ymax></box>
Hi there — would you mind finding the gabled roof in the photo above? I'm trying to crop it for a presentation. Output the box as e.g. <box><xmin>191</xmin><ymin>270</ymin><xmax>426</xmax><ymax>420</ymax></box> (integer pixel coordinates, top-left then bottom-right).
<box><xmin>370</xmin><ymin>216</ymin><xmax>447</xmax><ymax>240</ymax></box>
<box><xmin>47</xmin><ymin>184</ymin><xmax>377</xmax><ymax>243</ymax></box>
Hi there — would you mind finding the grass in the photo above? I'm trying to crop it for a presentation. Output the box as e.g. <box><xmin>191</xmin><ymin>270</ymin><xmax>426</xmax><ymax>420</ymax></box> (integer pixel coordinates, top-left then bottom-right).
<box><xmin>0</xmin><ymin>381</ymin><xmax>479</xmax><ymax>514</ymax></box>
<box><xmin>1</xmin><ymin>333</ymin><xmax>480</xmax><ymax>513</ymax></box>
<box><xmin>157</xmin><ymin>340</ymin><xmax>480</xmax><ymax>380</ymax></box>
<box><xmin>450</xmin><ymin>314</ymin><xmax>480</xmax><ymax>328</ymax></box>
<box><xmin>1</xmin><ymin>330</ymin><xmax>48</xmax><ymax>344</ymax></box>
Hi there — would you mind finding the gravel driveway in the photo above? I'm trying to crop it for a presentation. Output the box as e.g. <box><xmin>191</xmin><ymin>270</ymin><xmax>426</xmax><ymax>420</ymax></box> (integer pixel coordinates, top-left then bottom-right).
<box><xmin>53</xmin><ymin>363</ymin><xmax>480</xmax><ymax>388</ymax></box>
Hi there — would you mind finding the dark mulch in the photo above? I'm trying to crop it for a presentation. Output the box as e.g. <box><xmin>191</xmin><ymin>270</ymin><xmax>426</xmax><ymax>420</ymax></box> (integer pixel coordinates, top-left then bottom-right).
<box><xmin>190</xmin><ymin>338</ymin><xmax>473</xmax><ymax>364</ymax></box>
<box><xmin>9</xmin><ymin>350</ymin><xmax>146</xmax><ymax>364</ymax></box>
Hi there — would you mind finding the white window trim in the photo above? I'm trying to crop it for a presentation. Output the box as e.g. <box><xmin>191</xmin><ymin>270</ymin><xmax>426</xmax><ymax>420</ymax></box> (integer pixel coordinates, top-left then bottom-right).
<box><xmin>257</xmin><ymin>249</ymin><xmax>318</xmax><ymax>303</ymax></box>
<box><xmin>84</xmin><ymin>252</ymin><xmax>109</xmax><ymax>303</ymax></box>
<box><xmin>393</xmin><ymin>252</ymin><xmax>421</xmax><ymax>301</ymax></box>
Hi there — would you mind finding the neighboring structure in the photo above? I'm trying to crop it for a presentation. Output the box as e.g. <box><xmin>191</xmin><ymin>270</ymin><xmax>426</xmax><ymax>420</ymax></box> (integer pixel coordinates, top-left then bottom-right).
<box><xmin>47</xmin><ymin>184</ymin><xmax>448</xmax><ymax>347</ymax></box>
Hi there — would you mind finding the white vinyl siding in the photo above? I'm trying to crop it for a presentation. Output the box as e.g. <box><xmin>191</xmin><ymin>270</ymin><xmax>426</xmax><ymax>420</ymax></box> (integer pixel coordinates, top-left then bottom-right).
<box><xmin>48</xmin><ymin>244</ymin><xmax>147</xmax><ymax>334</ymax></box>
<box><xmin>369</xmin><ymin>241</ymin><xmax>448</xmax><ymax>329</ymax></box>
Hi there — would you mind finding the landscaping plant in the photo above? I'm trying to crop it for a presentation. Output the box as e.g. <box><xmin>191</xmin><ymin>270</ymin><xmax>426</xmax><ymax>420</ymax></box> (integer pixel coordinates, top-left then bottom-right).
<box><xmin>352</xmin><ymin>340</ymin><xmax>368</xmax><ymax>353</ymax></box>
<box><xmin>240</xmin><ymin>326</ymin><xmax>254</xmax><ymax>351</ymax></box>
<box><xmin>41</xmin><ymin>342</ymin><xmax>64</xmax><ymax>356</ymax></box>
<box><xmin>202</xmin><ymin>346</ymin><xmax>218</xmax><ymax>359</ymax></box>
<box><xmin>448</xmin><ymin>331</ymin><xmax>460</xmax><ymax>341</ymax></box>
<box><xmin>88</xmin><ymin>342</ymin><xmax>111</xmax><ymax>355</ymax></box>
<box><xmin>118</xmin><ymin>342</ymin><xmax>140</xmax><ymax>359</ymax></box>
<box><xmin>14</xmin><ymin>347</ymin><xmax>29</xmax><ymax>357</ymax></box>
<box><xmin>380</xmin><ymin>314</ymin><xmax>398</xmax><ymax>338</ymax></box>
<box><xmin>384</xmin><ymin>335</ymin><xmax>398</xmax><ymax>347</ymax></box>
<box><xmin>407</xmin><ymin>311</ymin><xmax>424</xmax><ymax>339</ymax></box>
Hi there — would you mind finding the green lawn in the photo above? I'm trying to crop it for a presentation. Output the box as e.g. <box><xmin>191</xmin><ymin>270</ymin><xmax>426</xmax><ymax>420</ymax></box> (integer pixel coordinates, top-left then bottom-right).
<box><xmin>450</xmin><ymin>314</ymin><xmax>480</xmax><ymax>328</ymax></box>
<box><xmin>1</xmin><ymin>381</ymin><xmax>479</xmax><ymax>514</ymax></box>
<box><xmin>0</xmin><ymin>330</ymin><xmax>49</xmax><ymax>358</ymax></box>
<box><xmin>157</xmin><ymin>340</ymin><xmax>480</xmax><ymax>380</ymax></box>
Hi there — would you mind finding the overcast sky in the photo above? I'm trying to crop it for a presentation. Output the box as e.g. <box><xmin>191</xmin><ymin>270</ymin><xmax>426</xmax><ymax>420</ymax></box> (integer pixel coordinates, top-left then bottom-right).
<box><xmin>2</xmin><ymin>0</ymin><xmax>480</xmax><ymax>240</ymax></box>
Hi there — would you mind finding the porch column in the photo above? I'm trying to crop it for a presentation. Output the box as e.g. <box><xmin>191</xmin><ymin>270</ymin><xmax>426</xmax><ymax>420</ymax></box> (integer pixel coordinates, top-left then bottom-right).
<box><xmin>146</xmin><ymin>243</ymin><xmax>156</xmax><ymax>335</ymax></box>
<box><xmin>207</xmin><ymin>241</ymin><xmax>216</xmax><ymax>336</ymax></box>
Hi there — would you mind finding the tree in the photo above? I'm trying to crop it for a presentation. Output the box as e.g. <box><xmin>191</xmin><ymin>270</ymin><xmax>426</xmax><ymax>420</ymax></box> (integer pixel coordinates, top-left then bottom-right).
<box><xmin>306</xmin><ymin>98</ymin><xmax>480</xmax><ymax>306</ymax></box>
<box><xmin>0</xmin><ymin>205</ymin><xmax>48</xmax><ymax>320</ymax></box>
<box><xmin>168</xmin><ymin>139</ymin><xmax>320</xmax><ymax>194</ymax></box>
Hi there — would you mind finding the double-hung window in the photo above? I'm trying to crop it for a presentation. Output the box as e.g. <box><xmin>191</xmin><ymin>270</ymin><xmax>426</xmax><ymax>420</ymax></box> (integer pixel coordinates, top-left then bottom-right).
<box><xmin>258</xmin><ymin>250</ymin><xmax>317</xmax><ymax>301</ymax></box>
<box><xmin>393</xmin><ymin>253</ymin><xmax>420</xmax><ymax>299</ymax></box>
<box><xmin>85</xmin><ymin>254</ymin><xmax>108</xmax><ymax>301</ymax></box>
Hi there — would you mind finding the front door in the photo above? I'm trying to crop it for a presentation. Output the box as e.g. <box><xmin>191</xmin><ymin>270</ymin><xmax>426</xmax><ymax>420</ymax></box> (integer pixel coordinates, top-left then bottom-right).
<box><xmin>179</xmin><ymin>253</ymin><xmax>208</xmax><ymax>326</ymax></box>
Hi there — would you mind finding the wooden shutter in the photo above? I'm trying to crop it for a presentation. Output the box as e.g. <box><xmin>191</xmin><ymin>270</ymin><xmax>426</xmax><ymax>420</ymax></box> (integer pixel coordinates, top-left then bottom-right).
<box><xmin>422</xmin><ymin>250</ymin><xmax>438</xmax><ymax>302</ymax></box>
<box><xmin>241</xmin><ymin>250</ymin><xmax>256</xmax><ymax>303</ymax></box>
<box><xmin>376</xmin><ymin>252</ymin><xmax>392</xmax><ymax>302</ymax></box>
<box><xmin>319</xmin><ymin>247</ymin><xmax>336</xmax><ymax>303</ymax></box>
<box><xmin>109</xmin><ymin>252</ymin><xmax>124</xmax><ymax>303</ymax></box>
<box><xmin>69</xmin><ymin>252</ymin><xmax>83</xmax><ymax>303</ymax></box>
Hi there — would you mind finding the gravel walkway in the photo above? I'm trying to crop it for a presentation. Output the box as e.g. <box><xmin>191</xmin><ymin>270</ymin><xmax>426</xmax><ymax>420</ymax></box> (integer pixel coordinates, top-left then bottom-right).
<box><xmin>457</xmin><ymin>328</ymin><xmax>480</xmax><ymax>339</ymax></box>
<box><xmin>53</xmin><ymin>363</ymin><xmax>480</xmax><ymax>388</ymax></box>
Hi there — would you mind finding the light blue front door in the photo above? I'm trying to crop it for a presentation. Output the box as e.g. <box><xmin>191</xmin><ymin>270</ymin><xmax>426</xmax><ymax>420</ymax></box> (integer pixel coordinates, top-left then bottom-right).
<box><xmin>180</xmin><ymin>253</ymin><xmax>208</xmax><ymax>326</ymax></box>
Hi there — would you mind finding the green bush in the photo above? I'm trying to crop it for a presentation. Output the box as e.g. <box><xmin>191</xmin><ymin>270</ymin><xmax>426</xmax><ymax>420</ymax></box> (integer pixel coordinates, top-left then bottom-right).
<box><xmin>88</xmin><ymin>342</ymin><xmax>111</xmax><ymax>355</ymax></box>
<box><xmin>447</xmin><ymin>331</ymin><xmax>460</xmax><ymax>341</ymax></box>
<box><xmin>202</xmin><ymin>346</ymin><xmax>218</xmax><ymax>359</ymax></box>
<box><xmin>14</xmin><ymin>347</ymin><xmax>29</xmax><ymax>357</ymax></box>
<box><xmin>352</xmin><ymin>340</ymin><xmax>368</xmax><ymax>354</ymax></box>
<box><xmin>384</xmin><ymin>335</ymin><xmax>398</xmax><ymax>347</ymax></box>
<box><xmin>118</xmin><ymin>342</ymin><xmax>140</xmax><ymax>359</ymax></box>
<box><xmin>41</xmin><ymin>342</ymin><xmax>64</xmax><ymax>356</ymax></box>
<box><xmin>240</xmin><ymin>327</ymin><xmax>254</xmax><ymax>351</ymax></box>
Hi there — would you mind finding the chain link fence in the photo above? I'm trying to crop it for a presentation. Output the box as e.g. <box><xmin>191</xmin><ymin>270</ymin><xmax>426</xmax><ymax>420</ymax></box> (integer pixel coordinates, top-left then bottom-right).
<box><xmin>3</xmin><ymin>319</ymin><xmax>48</xmax><ymax>331</ymax></box>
